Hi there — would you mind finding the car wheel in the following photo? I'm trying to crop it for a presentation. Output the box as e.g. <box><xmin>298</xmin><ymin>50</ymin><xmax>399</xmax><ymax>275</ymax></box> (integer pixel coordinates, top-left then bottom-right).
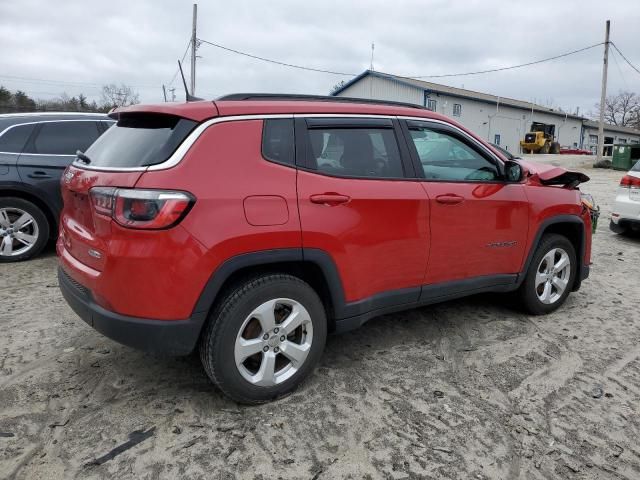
<box><xmin>518</xmin><ymin>234</ymin><xmax>576</xmax><ymax>315</ymax></box>
<box><xmin>609</xmin><ymin>219</ymin><xmax>627</xmax><ymax>235</ymax></box>
<box><xmin>199</xmin><ymin>274</ymin><xmax>327</xmax><ymax>404</ymax></box>
<box><xmin>0</xmin><ymin>197</ymin><xmax>50</xmax><ymax>263</ymax></box>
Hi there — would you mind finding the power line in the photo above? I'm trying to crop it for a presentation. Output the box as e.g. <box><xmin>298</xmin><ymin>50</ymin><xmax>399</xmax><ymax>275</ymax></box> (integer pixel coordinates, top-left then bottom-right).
<box><xmin>0</xmin><ymin>74</ymin><xmax>158</xmax><ymax>89</ymax></box>
<box><xmin>611</xmin><ymin>42</ymin><xmax>640</xmax><ymax>76</ymax></box>
<box><xmin>609</xmin><ymin>47</ymin><xmax>629</xmax><ymax>90</ymax></box>
<box><xmin>197</xmin><ymin>38</ymin><xmax>357</xmax><ymax>76</ymax></box>
<box><xmin>196</xmin><ymin>38</ymin><xmax>605</xmax><ymax>82</ymax></box>
<box><xmin>405</xmin><ymin>42</ymin><xmax>604</xmax><ymax>78</ymax></box>
<box><xmin>167</xmin><ymin>38</ymin><xmax>192</xmax><ymax>88</ymax></box>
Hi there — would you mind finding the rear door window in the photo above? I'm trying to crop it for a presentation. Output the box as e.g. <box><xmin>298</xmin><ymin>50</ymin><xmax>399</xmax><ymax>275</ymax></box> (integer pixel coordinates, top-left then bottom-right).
<box><xmin>27</xmin><ymin>121</ymin><xmax>101</xmax><ymax>155</ymax></box>
<box><xmin>305</xmin><ymin>125</ymin><xmax>405</xmax><ymax>178</ymax></box>
<box><xmin>82</xmin><ymin>114</ymin><xmax>196</xmax><ymax>168</ymax></box>
<box><xmin>0</xmin><ymin>124</ymin><xmax>35</xmax><ymax>153</ymax></box>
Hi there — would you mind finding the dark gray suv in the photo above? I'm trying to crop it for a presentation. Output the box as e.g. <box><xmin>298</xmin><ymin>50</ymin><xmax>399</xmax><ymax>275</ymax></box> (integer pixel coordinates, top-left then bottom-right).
<box><xmin>0</xmin><ymin>113</ymin><xmax>112</xmax><ymax>262</ymax></box>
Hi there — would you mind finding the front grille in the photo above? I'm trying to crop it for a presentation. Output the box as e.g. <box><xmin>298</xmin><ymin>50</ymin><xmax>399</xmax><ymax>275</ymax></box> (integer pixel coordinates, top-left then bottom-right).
<box><xmin>60</xmin><ymin>268</ymin><xmax>89</xmax><ymax>297</ymax></box>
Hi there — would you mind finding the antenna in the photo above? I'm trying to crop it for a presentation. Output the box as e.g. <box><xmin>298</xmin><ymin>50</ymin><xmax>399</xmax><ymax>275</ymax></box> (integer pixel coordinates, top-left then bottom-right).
<box><xmin>178</xmin><ymin>60</ymin><xmax>204</xmax><ymax>102</ymax></box>
<box><xmin>370</xmin><ymin>42</ymin><xmax>375</xmax><ymax>71</ymax></box>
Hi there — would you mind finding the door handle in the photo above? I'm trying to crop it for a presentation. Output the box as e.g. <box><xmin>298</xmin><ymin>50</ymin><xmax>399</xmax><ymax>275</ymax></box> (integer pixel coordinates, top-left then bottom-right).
<box><xmin>27</xmin><ymin>171</ymin><xmax>52</xmax><ymax>179</ymax></box>
<box><xmin>310</xmin><ymin>193</ymin><xmax>351</xmax><ymax>206</ymax></box>
<box><xmin>435</xmin><ymin>194</ymin><xmax>464</xmax><ymax>205</ymax></box>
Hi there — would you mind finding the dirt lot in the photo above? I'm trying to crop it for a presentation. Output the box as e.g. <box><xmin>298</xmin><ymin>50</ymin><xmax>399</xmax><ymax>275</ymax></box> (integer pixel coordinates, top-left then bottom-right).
<box><xmin>1</xmin><ymin>167</ymin><xmax>639</xmax><ymax>480</ymax></box>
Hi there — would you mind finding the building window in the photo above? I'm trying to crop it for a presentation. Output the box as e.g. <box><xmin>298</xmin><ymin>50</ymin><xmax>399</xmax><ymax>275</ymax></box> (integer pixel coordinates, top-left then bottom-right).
<box><xmin>618</xmin><ymin>138</ymin><xmax>627</xmax><ymax>143</ymax></box>
<box><xmin>589</xmin><ymin>134</ymin><xmax>598</xmax><ymax>144</ymax></box>
<box><xmin>494</xmin><ymin>134</ymin><xmax>501</xmax><ymax>146</ymax></box>
<box><xmin>453</xmin><ymin>104</ymin><xmax>462</xmax><ymax>116</ymax></box>
<box><xmin>427</xmin><ymin>99</ymin><xmax>437</xmax><ymax>112</ymax></box>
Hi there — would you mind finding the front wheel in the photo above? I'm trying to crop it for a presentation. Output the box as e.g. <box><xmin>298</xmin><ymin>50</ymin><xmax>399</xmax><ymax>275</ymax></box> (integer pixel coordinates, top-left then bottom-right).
<box><xmin>199</xmin><ymin>274</ymin><xmax>327</xmax><ymax>404</ymax></box>
<box><xmin>0</xmin><ymin>197</ymin><xmax>50</xmax><ymax>262</ymax></box>
<box><xmin>518</xmin><ymin>234</ymin><xmax>576</xmax><ymax>315</ymax></box>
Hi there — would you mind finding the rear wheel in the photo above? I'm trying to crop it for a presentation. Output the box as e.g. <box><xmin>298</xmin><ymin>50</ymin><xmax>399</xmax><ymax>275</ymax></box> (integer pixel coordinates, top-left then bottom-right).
<box><xmin>518</xmin><ymin>234</ymin><xmax>576</xmax><ymax>315</ymax></box>
<box><xmin>199</xmin><ymin>274</ymin><xmax>327</xmax><ymax>404</ymax></box>
<box><xmin>550</xmin><ymin>142</ymin><xmax>561</xmax><ymax>154</ymax></box>
<box><xmin>0</xmin><ymin>197</ymin><xmax>49</xmax><ymax>262</ymax></box>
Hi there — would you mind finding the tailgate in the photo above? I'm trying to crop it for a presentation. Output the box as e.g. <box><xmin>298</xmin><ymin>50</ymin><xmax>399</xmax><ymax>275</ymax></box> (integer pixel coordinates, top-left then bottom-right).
<box><xmin>60</xmin><ymin>166</ymin><xmax>143</xmax><ymax>271</ymax></box>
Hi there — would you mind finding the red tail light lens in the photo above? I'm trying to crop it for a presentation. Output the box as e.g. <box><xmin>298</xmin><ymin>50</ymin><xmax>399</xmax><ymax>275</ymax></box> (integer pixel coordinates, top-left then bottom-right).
<box><xmin>90</xmin><ymin>188</ymin><xmax>195</xmax><ymax>229</ymax></box>
<box><xmin>620</xmin><ymin>175</ymin><xmax>640</xmax><ymax>188</ymax></box>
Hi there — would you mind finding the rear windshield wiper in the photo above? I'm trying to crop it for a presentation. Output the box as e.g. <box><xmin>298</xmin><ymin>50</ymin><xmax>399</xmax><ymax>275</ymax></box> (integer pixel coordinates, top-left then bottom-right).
<box><xmin>76</xmin><ymin>150</ymin><xmax>92</xmax><ymax>165</ymax></box>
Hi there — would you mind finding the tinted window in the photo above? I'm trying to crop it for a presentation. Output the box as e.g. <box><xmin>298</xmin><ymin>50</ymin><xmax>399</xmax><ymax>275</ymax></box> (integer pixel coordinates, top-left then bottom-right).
<box><xmin>83</xmin><ymin>114</ymin><xmax>196</xmax><ymax>168</ymax></box>
<box><xmin>307</xmin><ymin>128</ymin><xmax>404</xmax><ymax>178</ymax></box>
<box><xmin>409</xmin><ymin>126</ymin><xmax>500</xmax><ymax>181</ymax></box>
<box><xmin>262</xmin><ymin>119</ymin><xmax>294</xmax><ymax>165</ymax></box>
<box><xmin>29</xmin><ymin>121</ymin><xmax>100</xmax><ymax>155</ymax></box>
<box><xmin>0</xmin><ymin>124</ymin><xmax>35</xmax><ymax>153</ymax></box>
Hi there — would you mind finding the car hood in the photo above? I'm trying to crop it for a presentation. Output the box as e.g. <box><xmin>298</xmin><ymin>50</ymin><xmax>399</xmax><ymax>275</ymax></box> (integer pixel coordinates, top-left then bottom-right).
<box><xmin>518</xmin><ymin>159</ymin><xmax>590</xmax><ymax>187</ymax></box>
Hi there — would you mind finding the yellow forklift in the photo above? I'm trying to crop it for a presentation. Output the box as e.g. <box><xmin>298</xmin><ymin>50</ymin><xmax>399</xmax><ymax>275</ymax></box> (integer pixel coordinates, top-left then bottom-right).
<box><xmin>520</xmin><ymin>122</ymin><xmax>561</xmax><ymax>154</ymax></box>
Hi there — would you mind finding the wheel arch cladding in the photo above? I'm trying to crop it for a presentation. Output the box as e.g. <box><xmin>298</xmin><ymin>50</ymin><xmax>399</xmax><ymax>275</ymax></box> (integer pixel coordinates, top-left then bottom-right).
<box><xmin>521</xmin><ymin>215</ymin><xmax>586</xmax><ymax>290</ymax></box>
<box><xmin>192</xmin><ymin>248</ymin><xmax>345</xmax><ymax>333</ymax></box>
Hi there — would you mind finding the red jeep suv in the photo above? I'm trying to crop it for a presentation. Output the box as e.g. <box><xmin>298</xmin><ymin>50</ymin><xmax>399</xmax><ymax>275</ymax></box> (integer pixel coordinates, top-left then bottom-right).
<box><xmin>57</xmin><ymin>94</ymin><xmax>593</xmax><ymax>403</ymax></box>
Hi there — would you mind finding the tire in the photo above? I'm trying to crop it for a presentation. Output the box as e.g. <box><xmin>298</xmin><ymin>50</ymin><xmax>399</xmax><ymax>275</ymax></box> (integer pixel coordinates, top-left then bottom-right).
<box><xmin>0</xmin><ymin>197</ymin><xmax>50</xmax><ymax>262</ymax></box>
<box><xmin>518</xmin><ymin>234</ymin><xmax>576</xmax><ymax>315</ymax></box>
<box><xmin>199</xmin><ymin>274</ymin><xmax>327</xmax><ymax>404</ymax></box>
<box><xmin>539</xmin><ymin>142</ymin><xmax>551</xmax><ymax>154</ymax></box>
<box><xmin>609</xmin><ymin>219</ymin><xmax>627</xmax><ymax>235</ymax></box>
<box><xmin>550</xmin><ymin>142</ymin><xmax>561</xmax><ymax>154</ymax></box>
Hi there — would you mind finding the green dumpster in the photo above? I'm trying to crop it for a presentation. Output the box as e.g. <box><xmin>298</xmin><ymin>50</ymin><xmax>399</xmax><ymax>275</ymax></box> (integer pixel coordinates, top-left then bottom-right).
<box><xmin>612</xmin><ymin>144</ymin><xmax>640</xmax><ymax>171</ymax></box>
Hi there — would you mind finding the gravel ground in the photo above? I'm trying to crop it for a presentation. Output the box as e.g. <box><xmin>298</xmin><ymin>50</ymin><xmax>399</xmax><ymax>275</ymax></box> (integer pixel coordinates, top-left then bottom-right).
<box><xmin>1</xmin><ymin>167</ymin><xmax>639</xmax><ymax>480</ymax></box>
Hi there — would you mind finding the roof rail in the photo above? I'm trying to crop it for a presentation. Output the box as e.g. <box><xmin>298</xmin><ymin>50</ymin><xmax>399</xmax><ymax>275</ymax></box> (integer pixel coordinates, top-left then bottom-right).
<box><xmin>216</xmin><ymin>93</ymin><xmax>427</xmax><ymax>110</ymax></box>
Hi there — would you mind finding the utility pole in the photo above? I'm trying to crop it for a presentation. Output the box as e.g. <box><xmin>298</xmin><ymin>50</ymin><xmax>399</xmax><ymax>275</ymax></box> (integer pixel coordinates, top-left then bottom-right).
<box><xmin>596</xmin><ymin>20</ymin><xmax>610</xmax><ymax>164</ymax></box>
<box><xmin>190</xmin><ymin>3</ymin><xmax>198</xmax><ymax>96</ymax></box>
<box><xmin>169</xmin><ymin>87</ymin><xmax>176</xmax><ymax>102</ymax></box>
<box><xmin>162</xmin><ymin>84</ymin><xmax>167</xmax><ymax>102</ymax></box>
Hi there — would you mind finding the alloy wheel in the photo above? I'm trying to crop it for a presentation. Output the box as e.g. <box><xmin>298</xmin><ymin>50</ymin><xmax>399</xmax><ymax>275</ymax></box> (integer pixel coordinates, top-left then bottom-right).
<box><xmin>0</xmin><ymin>207</ymin><xmax>39</xmax><ymax>258</ymax></box>
<box><xmin>535</xmin><ymin>247</ymin><xmax>571</xmax><ymax>304</ymax></box>
<box><xmin>234</xmin><ymin>298</ymin><xmax>313</xmax><ymax>386</ymax></box>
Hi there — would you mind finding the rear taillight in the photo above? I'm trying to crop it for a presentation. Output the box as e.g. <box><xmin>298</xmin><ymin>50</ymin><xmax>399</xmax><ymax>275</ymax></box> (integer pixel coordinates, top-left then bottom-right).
<box><xmin>620</xmin><ymin>175</ymin><xmax>640</xmax><ymax>188</ymax></box>
<box><xmin>89</xmin><ymin>187</ymin><xmax>195</xmax><ymax>229</ymax></box>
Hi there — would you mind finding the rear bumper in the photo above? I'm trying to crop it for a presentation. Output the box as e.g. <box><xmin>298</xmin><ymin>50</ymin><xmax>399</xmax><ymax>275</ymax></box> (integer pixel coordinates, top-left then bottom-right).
<box><xmin>58</xmin><ymin>266</ymin><xmax>206</xmax><ymax>355</ymax></box>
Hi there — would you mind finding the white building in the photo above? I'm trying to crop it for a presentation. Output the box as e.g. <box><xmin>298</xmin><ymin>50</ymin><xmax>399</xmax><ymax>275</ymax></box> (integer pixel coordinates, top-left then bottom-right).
<box><xmin>332</xmin><ymin>70</ymin><xmax>640</xmax><ymax>154</ymax></box>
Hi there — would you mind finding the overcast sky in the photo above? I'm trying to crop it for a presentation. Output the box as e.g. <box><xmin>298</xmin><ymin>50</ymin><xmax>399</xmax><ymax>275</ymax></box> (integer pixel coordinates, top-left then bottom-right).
<box><xmin>1</xmin><ymin>0</ymin><xmax>639</xmax><ymax>114</ymax></box>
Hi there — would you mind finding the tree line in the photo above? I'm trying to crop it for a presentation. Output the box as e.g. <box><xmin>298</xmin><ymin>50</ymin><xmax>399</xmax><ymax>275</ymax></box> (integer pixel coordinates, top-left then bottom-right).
<box><xmin>592</xmin><ymin>91</ymin><xmax>640</xmax><ymax>130</ymax></box>
<box><xmin>0</xmin><ymin>84</ymin><xmax>140</xmax><ymax>114</ymax></box>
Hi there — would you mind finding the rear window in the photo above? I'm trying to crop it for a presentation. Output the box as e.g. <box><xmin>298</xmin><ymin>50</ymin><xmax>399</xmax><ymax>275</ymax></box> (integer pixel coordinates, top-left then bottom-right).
<box><xmin>82</xmin><ymin>114</ymin><xmax>196</xmax><ymax>168</ymax></box>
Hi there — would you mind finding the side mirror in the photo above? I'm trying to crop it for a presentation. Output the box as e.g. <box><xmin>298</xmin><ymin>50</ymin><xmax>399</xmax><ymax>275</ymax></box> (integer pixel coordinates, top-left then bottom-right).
<box><xmin>505</xmin><ymin>160</ymin><xmax>523</xmax><ymax>182</ymax></box>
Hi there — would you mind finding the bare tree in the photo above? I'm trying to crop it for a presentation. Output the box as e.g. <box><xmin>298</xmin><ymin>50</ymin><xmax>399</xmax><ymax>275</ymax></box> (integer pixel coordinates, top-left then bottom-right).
<box><xmin>593</xmin><ymin>91</ymin><xmax>640</xmax><ymax>128</ymax></box>
<box><xmin>100</xmin><ymin>84</ymin><xmax>140</xmax><ymax>110</ymax></box>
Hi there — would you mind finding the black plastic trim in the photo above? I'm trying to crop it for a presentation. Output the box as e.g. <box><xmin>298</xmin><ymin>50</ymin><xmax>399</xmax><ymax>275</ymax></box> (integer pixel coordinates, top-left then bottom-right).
<box><xmin>192</xmin><ymin>248</ymin><xmax>305</xmax><ymax>313</ymax></box>
<box><xmin>334</xmin><ymin>274</ymin><xmax>519</xmax><ymax>333</ymax></box>
<box><xmin>516</xmin><ymin>214</ymin><xmax>587</xmax><ymax>289</ymax></box>
<box><xmin>305</xmin><ymin>117</ymin><xmax>393</xmax><ymax>128</ymax></box>
<box><xmin>59</xmin><ymin>267</ymin><xmax>205</xmax><ymax>356</ymax></box>
<box><xmin>191</xmin><ymin>248</ymin><xmax>524</xmax><ymax>335</ymax></box>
